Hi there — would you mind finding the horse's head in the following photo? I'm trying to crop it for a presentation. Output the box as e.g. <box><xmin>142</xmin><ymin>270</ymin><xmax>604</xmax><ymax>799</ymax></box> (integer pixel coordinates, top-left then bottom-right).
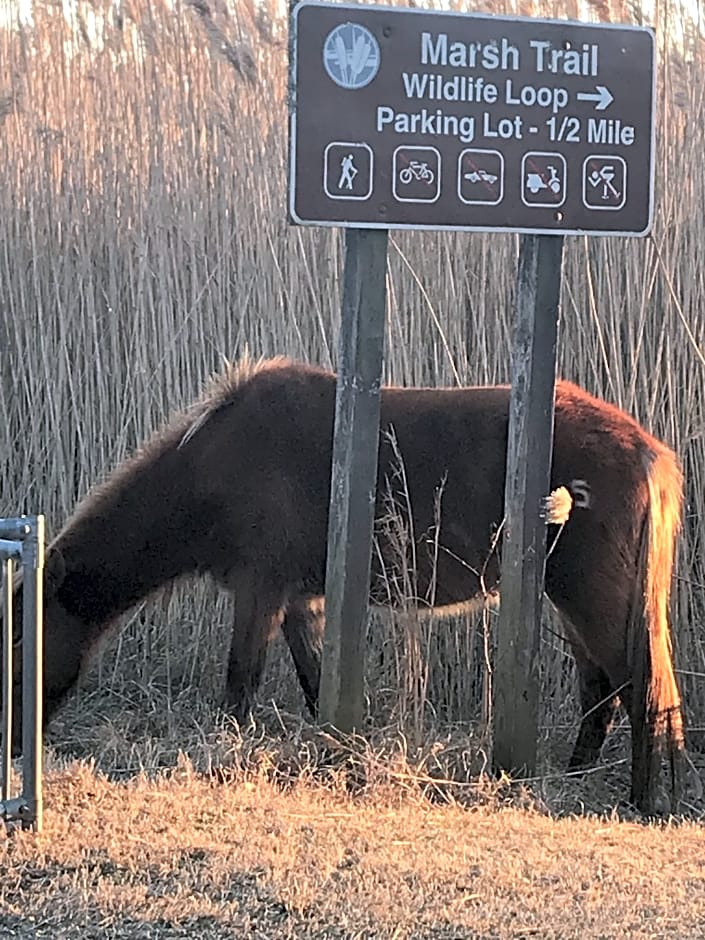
<box><xmin>3</xmin><ymin>548</ymin><xmax>84</xmax><ymax>756</ymax></box>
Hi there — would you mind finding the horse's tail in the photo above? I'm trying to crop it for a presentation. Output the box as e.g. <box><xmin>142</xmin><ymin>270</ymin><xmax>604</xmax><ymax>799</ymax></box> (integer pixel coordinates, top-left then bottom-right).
<box><xmin>628</xmin><ymin>441</ymin><xmax>685</xmax><ymax>810</ymax></box>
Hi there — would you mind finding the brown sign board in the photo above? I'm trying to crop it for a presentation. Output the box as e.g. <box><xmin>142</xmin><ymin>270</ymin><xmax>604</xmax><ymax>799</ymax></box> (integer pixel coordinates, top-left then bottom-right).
<box><xmin>289</xmin><ymin>2</ymin><xmax>655</xmax><ymax>236</ymax></box>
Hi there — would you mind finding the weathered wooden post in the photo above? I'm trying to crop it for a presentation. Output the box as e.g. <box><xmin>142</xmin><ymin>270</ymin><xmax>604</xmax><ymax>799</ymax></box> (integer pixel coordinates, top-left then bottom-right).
<box><xmin>492</xmin><ymin>234</ymin><xmax>564</xmax><ymax>777</ymax></box>
<box><xmin>318</xmin><ymin>228</ymin><xmax>388</xmax><ymax>731</ymax></box>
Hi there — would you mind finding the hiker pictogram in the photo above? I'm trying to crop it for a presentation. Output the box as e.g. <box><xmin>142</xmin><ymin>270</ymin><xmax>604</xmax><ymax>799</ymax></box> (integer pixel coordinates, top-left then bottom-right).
<box><xmin>338</xmin><ymin>153</ymin><xmax>359</xmax><ymax>190</ymax></box>
<box><xmin>323</xmin><ymin>142</ymin><xmax>373</xmax><ymax>201</ymax></box>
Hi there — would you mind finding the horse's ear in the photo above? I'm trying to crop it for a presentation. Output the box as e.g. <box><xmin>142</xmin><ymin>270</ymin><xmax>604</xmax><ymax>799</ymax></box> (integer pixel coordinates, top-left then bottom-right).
<box><xmin>44</xmin><ymin>549</ymin><xmax>66</xmax><ymax>598</ymax></box>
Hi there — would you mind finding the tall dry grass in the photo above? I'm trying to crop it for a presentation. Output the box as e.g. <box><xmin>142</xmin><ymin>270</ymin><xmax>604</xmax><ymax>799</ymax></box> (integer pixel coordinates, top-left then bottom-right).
<box><xmin>0</xmin><ymin>0</ymin><xmax>704</xmax><ymax>784</ymax></box>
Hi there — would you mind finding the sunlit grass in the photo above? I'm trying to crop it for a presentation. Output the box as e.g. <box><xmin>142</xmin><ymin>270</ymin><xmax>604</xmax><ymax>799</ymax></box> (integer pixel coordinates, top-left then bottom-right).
<box><xmin>2</xmin><ymin>755</ymin><xmax>704</xmax><ymax>938</ymax></box>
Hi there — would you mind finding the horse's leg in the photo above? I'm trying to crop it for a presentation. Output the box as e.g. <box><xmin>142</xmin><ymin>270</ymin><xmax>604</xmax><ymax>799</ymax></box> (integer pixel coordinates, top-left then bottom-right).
<box><xmin>280</xmin><ymin>595</ymin><xmax>325</xmax><ymax>717</ymax></box>
<box><xmin>547</xmin><ymin>559</ymin><xmax>632</xmax><ymax>775</ymax></box>
<box><xmin>568</xmin><ymin>650</ymin><xmax>621</xmax><ymax>769</ymax></box>
<box><xmin>611</xmin><ymin>672</ymin><xmax>655</xmax><ymax>810</ymax></box>
<box><xmin>225</xmin><ymin>569</ymin><xmax>286</xmax><ymax>723</ymax></box>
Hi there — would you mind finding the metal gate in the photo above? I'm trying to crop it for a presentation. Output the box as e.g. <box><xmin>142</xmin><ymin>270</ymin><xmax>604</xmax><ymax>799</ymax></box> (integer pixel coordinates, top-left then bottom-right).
<box><xmin>0</xmin><ymin>516</ymin><xmax>44</xmax><ymax>831</ymax></box>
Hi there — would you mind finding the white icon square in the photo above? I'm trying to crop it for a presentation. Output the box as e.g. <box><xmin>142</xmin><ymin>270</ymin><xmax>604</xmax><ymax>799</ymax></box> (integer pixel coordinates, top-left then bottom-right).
<box><xmin>457</xmin><ymin>149</ymin><xmax>504</xmax><ymax>206</ymax></box>
<box><xmin>582</xmin><ymin>155</ymin><xmax>627</xmax><ymax>211</ymax></box>
<box><xmin>521</xmin><ymin>152</ymin><xmax>567</xmax><ymax>208</ymax></box>
<box><xmin>324</xmin><ymin>142</ymin><xmax>373</xmax><ymax>201</ymax></box>
<box><xmin>392</xmin><ymin>146</ymin><xmax>441</xmax><ymax>203</ymax></box>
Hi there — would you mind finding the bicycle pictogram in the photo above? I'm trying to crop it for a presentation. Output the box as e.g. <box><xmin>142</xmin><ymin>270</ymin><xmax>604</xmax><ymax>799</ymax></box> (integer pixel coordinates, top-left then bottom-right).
<box><xmin>392</xmin><ymin>147</ymin><xmax>441</xmax><ymax>204</ymax></box>
<box><xmin>399</xmin><ymin>161</ymin><xmax>435</xmax><ymax>186</ymax></box>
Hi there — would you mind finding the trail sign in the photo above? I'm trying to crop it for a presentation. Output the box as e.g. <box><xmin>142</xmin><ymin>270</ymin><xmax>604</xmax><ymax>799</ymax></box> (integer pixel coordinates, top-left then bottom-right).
<box><xmin>290</xmin><ymin>2</ymin><xmax>655</xmax><ymax>236</ymax></box>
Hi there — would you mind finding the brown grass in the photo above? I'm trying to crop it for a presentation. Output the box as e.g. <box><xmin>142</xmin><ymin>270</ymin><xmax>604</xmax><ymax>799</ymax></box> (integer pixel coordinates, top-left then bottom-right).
<box><xmin>1</xmin><ymin>752</ymin><xmax>705</xmax><ymax>939</ymax></box>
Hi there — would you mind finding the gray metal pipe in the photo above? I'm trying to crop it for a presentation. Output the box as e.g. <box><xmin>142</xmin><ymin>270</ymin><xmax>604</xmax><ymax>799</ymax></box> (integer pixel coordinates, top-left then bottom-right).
<box><xmin>0</xmin><ymin>521</ymin><xmax>30</xmax><ymax>540</ymax></box>
<box><xmin>21</xmin><ymin>516</ymin><xmax>44</xmax><ymax>832</ymax></box>
<box><xmin>0</xmin><ymin>538</ymin><xmax>23</xmax><ymax>559</ymax></box>
<box><xmin>0</xmin><ymin>515</ymin><xmax>44</xmax><ymax>832</ymax></box>
<box><xmin>2</xmin><ymin>558</ymin><xmax>13</xmax><ymax>802</ymax></box>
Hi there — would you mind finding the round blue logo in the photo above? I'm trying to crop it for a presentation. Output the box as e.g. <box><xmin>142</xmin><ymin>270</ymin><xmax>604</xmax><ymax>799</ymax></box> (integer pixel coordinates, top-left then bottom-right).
<box><xmin>322</xmin><ymin>23</ymin><xmax>380</xmax><ymax>90</ymax></box>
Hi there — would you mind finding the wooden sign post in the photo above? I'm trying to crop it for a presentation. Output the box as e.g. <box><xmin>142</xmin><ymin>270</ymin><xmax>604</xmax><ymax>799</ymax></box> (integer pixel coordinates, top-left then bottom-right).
<box><xmin>493</xmin><ymin>234</ymin><xmax>564</xmax><ymax>777</ymax></box>
<box><xmin>318</xmin><ymin>229</ymin><xmax>388</xmax><ymax>731</ymax></box>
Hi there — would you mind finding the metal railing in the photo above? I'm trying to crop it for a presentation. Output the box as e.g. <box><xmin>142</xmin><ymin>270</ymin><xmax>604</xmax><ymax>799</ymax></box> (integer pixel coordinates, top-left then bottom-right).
<box><xmin>0</xmin><ymin>516</ymin><xmax>44</xmax><ymax>832</ymax></box>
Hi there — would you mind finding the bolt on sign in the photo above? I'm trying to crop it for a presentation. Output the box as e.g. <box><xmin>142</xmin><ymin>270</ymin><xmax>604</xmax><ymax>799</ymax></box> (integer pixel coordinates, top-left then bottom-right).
<box><xmin>289</xmin><ymin>1</ymin><xmax>655</xmax><ymax>236</ymax></box>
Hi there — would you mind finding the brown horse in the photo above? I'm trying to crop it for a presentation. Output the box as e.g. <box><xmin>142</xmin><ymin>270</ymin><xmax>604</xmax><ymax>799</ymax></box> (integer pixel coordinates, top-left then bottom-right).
<box><xmin>9</xmin><ymin>357</ymin><xmax>684</xmax><ymax>809</ymax></box>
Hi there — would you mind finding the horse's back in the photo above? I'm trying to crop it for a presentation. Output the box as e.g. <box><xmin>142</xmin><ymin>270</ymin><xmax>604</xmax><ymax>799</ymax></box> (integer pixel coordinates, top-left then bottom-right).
<box><xmin>187</xmin><ymin>362</ymin><xmax>680</xmax><ymax>629</ymax></box>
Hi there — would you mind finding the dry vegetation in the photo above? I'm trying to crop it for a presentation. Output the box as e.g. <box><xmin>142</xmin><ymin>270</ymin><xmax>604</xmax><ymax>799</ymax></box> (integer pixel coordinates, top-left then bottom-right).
<box><xmin>2</xmin><ymin>756</ymin><xmax>705</xmax><ymax>939</ymax></box>
<box><xmin>1</xmin><ymin>0</ymin><xmax>705</xmax><ymax>934</ymax></box>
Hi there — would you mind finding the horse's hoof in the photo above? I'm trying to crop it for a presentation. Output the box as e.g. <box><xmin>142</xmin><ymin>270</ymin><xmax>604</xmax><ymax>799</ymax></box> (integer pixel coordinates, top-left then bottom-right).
<box><xmin>223</xmin><ymin>696</ymin><xmax>254</xmax><ymax>729</ymax></box>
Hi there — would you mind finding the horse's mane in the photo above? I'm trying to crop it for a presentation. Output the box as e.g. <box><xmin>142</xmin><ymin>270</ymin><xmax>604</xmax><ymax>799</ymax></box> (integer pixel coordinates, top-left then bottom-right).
<box><xmin>179</xmin><ymin>354</ymin><xmax>294</xmax><ymax>448</ymax></box>
<box><xmin>53</xmin><ymin>355</ymin><xmax>296</xmax><ymax>543</ymax></box>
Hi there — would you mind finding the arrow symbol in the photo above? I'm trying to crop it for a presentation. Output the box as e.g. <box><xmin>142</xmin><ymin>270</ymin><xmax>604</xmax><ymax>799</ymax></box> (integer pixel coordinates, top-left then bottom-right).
<box><xmin>576</xmin><ymin>85</ymin><xmax>614</xmax><ymax>110</ymax></box>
